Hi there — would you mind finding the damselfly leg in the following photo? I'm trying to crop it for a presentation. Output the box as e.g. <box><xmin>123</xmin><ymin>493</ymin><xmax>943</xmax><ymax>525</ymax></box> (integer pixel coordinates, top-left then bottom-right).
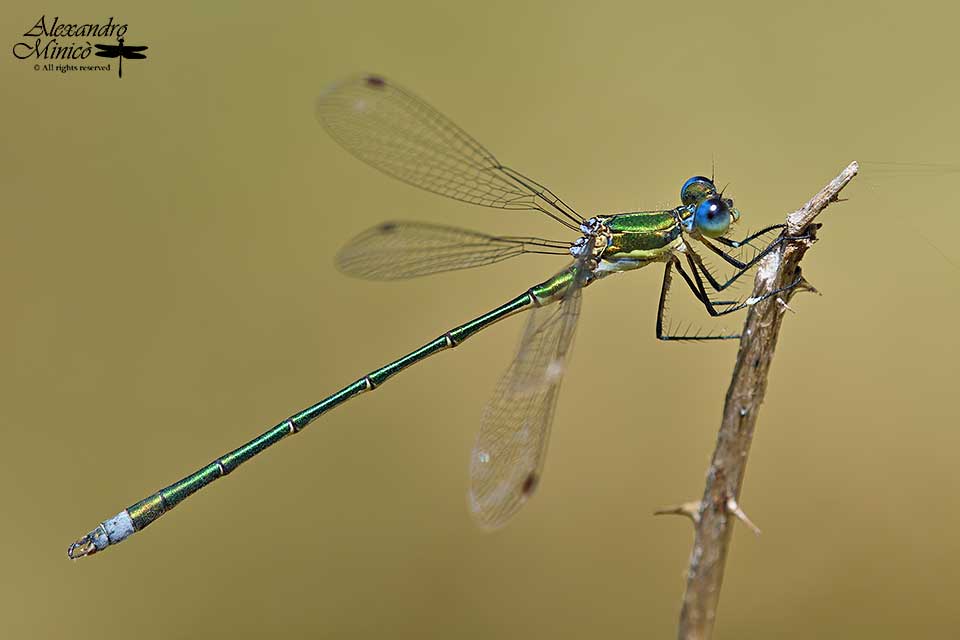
<box><xmin>656</xmin><ymin>230</ymin><xmax>803</xmax><ymax>341</ymax></box>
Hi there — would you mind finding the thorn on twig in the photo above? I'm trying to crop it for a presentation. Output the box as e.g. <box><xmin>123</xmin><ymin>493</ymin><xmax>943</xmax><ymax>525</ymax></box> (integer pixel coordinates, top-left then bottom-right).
<box><xmin>776</xmin><ymin>298</ymin><xmax>796</xmax><ymax>314</ymax></box>
<box><xmin>725</xmin><ymin>497</ymin><xmax>761</xmax><ymax>536</ymax></box>
<box><xmin>654</xmin><ymin>501</ymin><xmax>702</xmax><ymax>525</ymax></box>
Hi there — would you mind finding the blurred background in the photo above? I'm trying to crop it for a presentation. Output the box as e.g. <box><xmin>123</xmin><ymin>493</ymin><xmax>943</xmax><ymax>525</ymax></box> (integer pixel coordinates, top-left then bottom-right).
<box><xmin>3</xmin><ymin>1</ymin><xmax>957</xmax><ymax>638</ymax></box>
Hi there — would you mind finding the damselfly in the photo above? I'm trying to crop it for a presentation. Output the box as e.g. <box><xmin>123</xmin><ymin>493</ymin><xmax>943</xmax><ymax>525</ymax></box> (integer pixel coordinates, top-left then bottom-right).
<box><xmin>68</xmin><ymin>74</ymin><xmax>797</xmax><ymax>559</ymax></box>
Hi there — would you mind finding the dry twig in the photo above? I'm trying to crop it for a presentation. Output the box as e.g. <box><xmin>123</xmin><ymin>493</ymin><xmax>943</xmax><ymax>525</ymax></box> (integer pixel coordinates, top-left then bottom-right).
<box><xmin>675</xmin><ymin>162</ymin><xmax>859</xmax><ymax>639</ymax></box>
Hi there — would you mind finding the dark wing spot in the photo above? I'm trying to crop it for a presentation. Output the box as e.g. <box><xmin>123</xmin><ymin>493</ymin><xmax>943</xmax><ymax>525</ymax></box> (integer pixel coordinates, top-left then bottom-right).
<box><xmin>378</xmin><ymin>222</ymin><xmax>398</xmax><ymax>233</ymax></box>
<box><xmin>365</xmin><ymin>75</ymin><xmax>386</xmax><ymax>89</ymax></box>
<box><xmin>521</xmin><ymin>472</ymin><xmax>539</xmax><ymax>496</ymax></box>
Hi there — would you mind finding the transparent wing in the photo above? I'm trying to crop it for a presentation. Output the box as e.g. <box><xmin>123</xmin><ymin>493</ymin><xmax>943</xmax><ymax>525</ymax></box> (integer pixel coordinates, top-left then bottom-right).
<box><xmin>316</xmin><ymin>74</ymin><xmax>584</xmax><ymax>231</ymax></box>
<box><xmin>468</xmin><ymin>257</ymin><xmax>590</xmax><ymax>528</ymax></box>
<box><xmin>336</xmin><ymin>221</ymin><xmax>569</xmax><ymax>280</ymax></box>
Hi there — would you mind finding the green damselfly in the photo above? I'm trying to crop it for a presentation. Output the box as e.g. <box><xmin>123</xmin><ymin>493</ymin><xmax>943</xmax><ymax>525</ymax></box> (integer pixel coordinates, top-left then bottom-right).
<box><xmin>68</xmin><ymin>74</ymin><xmax>796</xmax><ymax>558</ymax></box>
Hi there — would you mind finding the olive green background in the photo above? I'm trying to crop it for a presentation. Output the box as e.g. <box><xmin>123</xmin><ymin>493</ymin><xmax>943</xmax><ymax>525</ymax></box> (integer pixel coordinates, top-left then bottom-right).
<box><xmin>3</xmin><ymin>1</ymin><xmax>958</xmax><ymax>638</ymax></box>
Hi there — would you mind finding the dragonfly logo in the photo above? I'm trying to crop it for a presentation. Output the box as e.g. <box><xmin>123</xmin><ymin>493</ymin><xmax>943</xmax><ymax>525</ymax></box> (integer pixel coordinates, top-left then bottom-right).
<box><xmin>11</xmin><ymin>15</ymin><xmax>148</xmax><ymax>79</ymax></box>
<box><xmin>94</xmin><ymin>38</ymin><xmax>148</xmax><ymax>78</ymax></box>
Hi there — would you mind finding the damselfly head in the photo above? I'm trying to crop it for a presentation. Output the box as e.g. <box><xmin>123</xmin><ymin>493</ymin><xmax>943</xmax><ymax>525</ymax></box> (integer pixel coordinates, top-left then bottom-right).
<box><xmin>681</xmin><ymin>176</ymin><xmax>717</xmax><ymax>206</ymax></box>
<box><xmin>692</xmin><ymin>196</ymin><xmax>735</xmax><ymax>238</ymax></box>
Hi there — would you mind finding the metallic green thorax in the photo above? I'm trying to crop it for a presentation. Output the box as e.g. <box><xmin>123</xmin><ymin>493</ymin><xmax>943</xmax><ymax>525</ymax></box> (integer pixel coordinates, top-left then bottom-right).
<box><xmin>601</xmin><ymin>210</ymin><xmax>683</xmax><ymax>262</ymax></box>
<box><xmin>70</xmin><ymin>267</ymin><xmax>579</xmax><ymax>556</ymax></box>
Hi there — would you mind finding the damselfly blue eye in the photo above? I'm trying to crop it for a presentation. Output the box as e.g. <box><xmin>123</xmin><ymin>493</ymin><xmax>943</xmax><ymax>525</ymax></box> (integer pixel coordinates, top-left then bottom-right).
<box><xmin>694</xmin><ymin>196</ymin><xmax>732</xmax><ymax>237</ymax></box>
<box><xmin>681</xmin><ymin>176</ymin><xmax>716</xmax><ymax>206</ymax></box>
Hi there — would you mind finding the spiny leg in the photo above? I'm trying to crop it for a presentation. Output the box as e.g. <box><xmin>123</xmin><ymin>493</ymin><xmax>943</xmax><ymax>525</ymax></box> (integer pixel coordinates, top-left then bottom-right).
<box><xmin>680</xmin><ymin>253</ymin><xmax>800</xmax><ymax>317</ymax></box>
<box><xmin>656</xmin><ymin>258</ymin><xmax>739</xmax><ymax>341</ymax></box>
<box><xmin>690</xmin><ymin>234</ymin><xmax>786</xmax><ymax>292</ymax></box>
<box><xmin>699</xmin><ymin>233</ymin><xmax>782</xmax><ymax>271</ymax></box>
<box><xmin>715</xmin><ymin>224</ymin><xmax>786</xmax><ymax>250</ymax></box>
